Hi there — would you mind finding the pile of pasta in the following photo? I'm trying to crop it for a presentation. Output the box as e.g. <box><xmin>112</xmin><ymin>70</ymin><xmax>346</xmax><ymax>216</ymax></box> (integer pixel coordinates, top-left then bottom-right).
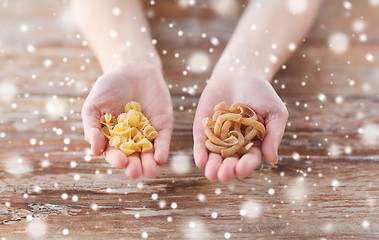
<box><xmin>203</xmin><ymin>101</ymin><xmax>266</xmax><ymax>158</ymax></box>
<box><xmin>100</xmin><ymin>101</ymin><xmax>158</xmax><ymax>156</ymax></box>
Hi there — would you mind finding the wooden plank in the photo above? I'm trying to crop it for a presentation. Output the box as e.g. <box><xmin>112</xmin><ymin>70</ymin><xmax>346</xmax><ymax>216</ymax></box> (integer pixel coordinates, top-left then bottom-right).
<box><xmin>1</xmin><ymin>0</ymin><xmax>378</xmax><ymax>239</ymax></box>
<box><xmin>0</xmin><ymin>162</ymin><xmax>378</xmax><ymax>239</ymax></box>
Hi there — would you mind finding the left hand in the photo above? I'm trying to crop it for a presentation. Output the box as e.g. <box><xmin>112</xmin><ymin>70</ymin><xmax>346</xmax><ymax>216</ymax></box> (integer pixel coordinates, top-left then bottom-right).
<box><xmin>193</xmin><ymin>69</ymin><xmax>289</xmax><ymax>182</ymax></box>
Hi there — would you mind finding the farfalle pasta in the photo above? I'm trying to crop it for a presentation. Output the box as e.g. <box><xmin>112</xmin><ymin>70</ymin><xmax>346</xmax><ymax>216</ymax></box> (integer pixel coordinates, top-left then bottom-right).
<box><xmin>203</xmin><ymin>101</ymin><xmax>266</xmax><ymax>158</ymax></box>
<box><xmin>99</xmin><ymin>101</ymin><xmax>158</xmax><ymax>156</ymax></box>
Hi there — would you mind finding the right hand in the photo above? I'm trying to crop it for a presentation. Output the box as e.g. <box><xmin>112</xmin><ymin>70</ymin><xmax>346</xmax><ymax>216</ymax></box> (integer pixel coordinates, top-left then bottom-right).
<box><xmin>81</xmin><ymin>62</ymin><xmax>173</xmax><ymax>179</ymax></box>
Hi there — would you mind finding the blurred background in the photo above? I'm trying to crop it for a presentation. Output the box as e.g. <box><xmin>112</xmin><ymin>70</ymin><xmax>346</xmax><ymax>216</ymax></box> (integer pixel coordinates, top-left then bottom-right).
<box><xmin>0</xmin><ymin>0</ymin><xmax>378</xmax><ymax>239</ymax></box>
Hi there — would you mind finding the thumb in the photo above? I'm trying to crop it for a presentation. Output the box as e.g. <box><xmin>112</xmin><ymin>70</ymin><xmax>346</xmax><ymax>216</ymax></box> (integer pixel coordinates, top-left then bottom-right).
<box><xmin>82</xmin><ymin>106</ymin><xmax>107</xmax><ymax>156</ymax></box>
<box><xmin>261</xmin><ymin>107</ymin><xmax>289</xmax><ymax>164</ymax></box>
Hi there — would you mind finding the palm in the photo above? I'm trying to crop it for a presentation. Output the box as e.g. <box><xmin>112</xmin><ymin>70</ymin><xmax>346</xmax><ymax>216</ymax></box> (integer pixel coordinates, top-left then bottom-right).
<box><xmin>193</xmin><ymin>70</ymin><xmax>288</xmax><ymax>182</ymax></box>
<box><xmin>82</xmin><ymin>63</ymin><xmax>173</xmax><ymax>179</ymax></box>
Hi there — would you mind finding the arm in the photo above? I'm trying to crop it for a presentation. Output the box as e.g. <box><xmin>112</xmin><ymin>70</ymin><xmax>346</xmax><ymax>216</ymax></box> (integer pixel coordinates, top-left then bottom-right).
<box><xmin>71</xmin><ymin>0</ymin><xmax>173</xmax><ymax>179</ymax></box>
<box><xmin>194</xmin><ymin>0</ymin><xmax>321</xmax><ymax>181</ymax></box>
<box><xmin>216</xmin><ymin>0</ymin><xmax>321</xmax><ymax>80</ymax></box>
<box><xmin>71</xmin><ymin>0</ymin><xmax>161</xmax><ymax>73</ymax></box>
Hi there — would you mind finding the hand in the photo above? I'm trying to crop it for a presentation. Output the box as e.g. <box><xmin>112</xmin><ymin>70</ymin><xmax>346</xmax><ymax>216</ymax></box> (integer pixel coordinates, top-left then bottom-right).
<box><xmin>82</xmin><ymin>62</ymin><xmax>173</xmax><ymax>179</ymax></box>
<box><xmin>193</xmin><ymin>69</ymin><xmax>288</xmax><ymax>182</ymax></box>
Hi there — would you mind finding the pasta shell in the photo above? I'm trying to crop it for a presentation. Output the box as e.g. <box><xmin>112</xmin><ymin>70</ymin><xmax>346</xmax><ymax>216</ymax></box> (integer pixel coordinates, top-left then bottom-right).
<box><xmin>101</xmin><ymin>126</ymin><xmax>112</xmax><ymax>140</ymax></box>
<box><xmin>100</xmin><ymin>113</ymin><xmax>117</xmax><ymax>126</ymax></box>
<box><xmin>137</xmin><ymin>138</ymin><xmax>153</xmax><ymax>152</ymax></box>
<box><xmin>124</xmin><ymin>101</ymin><xmax>141</xmax><ymax>113</ymax></box>
<box><xmin>127</xmin><ymin>110</ymin><xmax>141</xmax><ymax>127</ymax></box>
<box><xmin>117</xmin><ymin>113</ymin><xmax>128</xmax><ymax>122</ymax></box>
<box><xmin>109</xmin><ymin>135</ymin><xmax>121</xmax><ymax>148</ymax></box>
<box><xmin>120</xmin><ymin>142</ymin><xmax>136</xmax><ymax>156</ymax></box>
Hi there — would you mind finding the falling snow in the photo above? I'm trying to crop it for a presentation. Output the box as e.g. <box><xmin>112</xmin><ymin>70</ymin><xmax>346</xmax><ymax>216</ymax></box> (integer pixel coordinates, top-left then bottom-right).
<box><xmin>359</xmin><ymin>124</ymin><xmax>379</xmax><ymax>146</ymax></box>
<box><xmin>0</xmin><ymin>1</ymin><xmax>377</xmax><ymax>239</ymax></box>
<box><xmin>4</xmin><ymin>157</ymin><xmax>33</xmax><ymax>175</ymax></box>
<box><xmin>187</xmin><ymin>51</ymin><xmax>211</xmax><ymax>73</ymax></box>
<box><xmin>170</xmin><ymin>153</ymin><xmax>192</xmax><ymax>174</ymax></box>
<box><xmin>240</xmin><ymin>200</ymin><xmax>263</xmax><ymax>218</ymax></box>
<box><xmin>328</xmin><ymin>32</ymin><xmax>349</xmax><ymax>54</ymax></box>
<box><xmin>0</xmin><ymin>81</ymin><xmax>18</xmax><ymax>101</ymax></box>
<box><xmin>26</xmin><ymin>220</ymin><xmax>47</xmax><ymax>239</ymax></box>
<box><xmin>286</xmin><ymin>0</ymin><xmax>309</xmax><ymax>14</ymax></box>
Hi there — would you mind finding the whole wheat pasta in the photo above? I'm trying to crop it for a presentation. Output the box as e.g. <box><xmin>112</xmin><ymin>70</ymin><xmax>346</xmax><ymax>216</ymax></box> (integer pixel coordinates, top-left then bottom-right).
<box><xmin>203</xmin><ymin>101</ymin><xmax>266</xmax><ymax>158</ymax></box>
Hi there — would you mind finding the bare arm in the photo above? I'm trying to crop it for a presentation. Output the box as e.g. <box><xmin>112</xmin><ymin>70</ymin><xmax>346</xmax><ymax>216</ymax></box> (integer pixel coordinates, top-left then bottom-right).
<box><xmin>71</xmin><ymin>0</ymin><xmax>173</xmax><ymax>179</ymax></box>
<box><xmin>194</xmin><ymin>0</ymin><xmax>321</xmax><ymax>181</ymax></box>
<box><xmin>216</xmin><ymin>0</ymin><xmax>321</xmax><ymax>80</ymax></box>
<box><xmin>71</xmin><ymin>0</ymin><xmax>160</xmax><ymax>73</ymax></box>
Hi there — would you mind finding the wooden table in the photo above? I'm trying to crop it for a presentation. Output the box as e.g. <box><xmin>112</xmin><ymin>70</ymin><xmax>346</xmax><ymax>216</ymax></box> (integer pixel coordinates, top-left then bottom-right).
<box><xmin>1</xmin><ymin>0</ymin><xmax>378</xmax><ymax>239</ymax></box>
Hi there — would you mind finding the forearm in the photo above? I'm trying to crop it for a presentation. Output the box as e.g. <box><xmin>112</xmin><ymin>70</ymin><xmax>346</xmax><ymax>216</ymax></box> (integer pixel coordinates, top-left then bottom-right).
<box><xmin>71</xmin><ymin>0</ymin><xmax>160</xmax><ymax>73</ymax></box>
<box><xmin>215</xmin><ymin>0</ymin><xmax>321</xmax><ymax>80</ymax></box>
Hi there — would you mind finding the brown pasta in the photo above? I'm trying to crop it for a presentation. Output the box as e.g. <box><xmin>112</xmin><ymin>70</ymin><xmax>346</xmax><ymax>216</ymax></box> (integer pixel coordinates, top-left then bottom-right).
<box><xmin>99</xmin><ymin>101</ymin><xmax>158</xmax><ymax>156</ymax></box>
<box><xmin>203</xmin><ymin>101</ymin><xmax>266</xmax><ymax>158</ymax></box>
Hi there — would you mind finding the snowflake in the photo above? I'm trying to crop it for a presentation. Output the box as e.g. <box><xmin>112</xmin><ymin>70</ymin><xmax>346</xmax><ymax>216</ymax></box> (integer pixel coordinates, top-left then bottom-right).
<box><xmin>286</xmin><ymin>0</ymin><xmax>308</xmax><ymax>14</ymax></box>
<box><xmin>331</xmin><ymin>179</ymin><xmax>340</xmax><ymax>187</ymax></box>
<box><xmin>209</xmin><ymin>0</ymin><xmax>239</xmax><ymax>19</ymax></box>
<box><xmin>292</xmin><ymin>152</ymin><xmax>300</xmax><ymax>161</ymax></box>
<box><xmin>177</xmin><ymin>0</ymin><xmax>196</xmax><ymax>8</ymax></box>
<box><xmin>170</xmin><ymin>153</ymin><xmax>191</xmax><ymax>175</ymax></box>
<box><xmin>359</xmin><ymin>124</ymin><xmax>379</xmax><ymax>146</ymax></box>
<box><xmin>26</xmin><ymin>220</ymin><xmax>47</xmax><ymax>238</ymax></box>
<box><xmin>365</xmin><ymin>53</ymin><xmax>375</xmax><ymax>62</ymax></box>
<box><xmin>286</xmin><ymin>177</ymin><xmax>308</xmax><ymax>202</ymax></box>
<box><xmin>142</xmin><ymin>232</ymin><xmax>148</xmax><ymax>238</ymax></box>
<box><xmin>151</xmin><ymin>194</ymin><xmax>158</xmax><ymax>200</ymax></box>
<box><xmin>0</xmin><ymin>81</ymin><xmax>18</xmax><ymax>102</ymax></box>
<box><xmin>361</xmin><ymin>220</ymin><xmax>370</xmax><ymax>230</ymax></box>
<box><xmin>91</xmin><ymin>203</ymin><xmax>99</xmax><ymax>211</ymax></box>
<box><xmin>45</xmin><ymin>98</ymin><xmax>66</xmax><ymax>118</ymax></box>
<box><xmin>343</xmin><ymin>1</ymin><xmax>352</xmax><ymax>10</ymax></box>
<box><xmin>62</xmin><ymin>229</ymin><xmax>69</xmax><ymax>236</ymax></box>
<box><xmin>4</xmin><ymin>157</ymin><xmax>33</xmax><ymax>175</ymax></box>
<box><xmin>352</xmin><ymin>19</ymin><xmax>366</xmax><ymax>33</ymax></box>
<box><xmin>188</xmin><ymin>51</ymin><xmax>210</xmax><ymax>73</ymax></box>
<box><xmin>321</xmin><ymin>223</ymin><xmax>334</xmax><ymax>234</ymax></box>
<box><xmin>328</xmin><ymin>32</ymin><xmax>349</xmax><ymax>54</ymax></box>
<box><xmin>240</xmin><ymin>200</ymin><xmax>262</xmax><ymax>218</ymax></box>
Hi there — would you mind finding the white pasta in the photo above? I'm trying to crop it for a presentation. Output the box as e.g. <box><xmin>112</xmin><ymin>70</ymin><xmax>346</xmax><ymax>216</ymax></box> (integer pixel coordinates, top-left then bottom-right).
<box><xmin>99</xmin><ymin>101</ymin><xmax>158</xmax><ymax>156</ymax></box>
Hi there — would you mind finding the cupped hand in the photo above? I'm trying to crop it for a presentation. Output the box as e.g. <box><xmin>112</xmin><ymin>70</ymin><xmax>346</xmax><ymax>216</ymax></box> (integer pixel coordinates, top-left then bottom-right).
<box><xmin>193</xmin><ymin>69</ymin><xmax>288</xmax><ymax>182</ymax></box>
<box><xmin>82</xmin><ymin>62</ymin><xmax>173</xmax><ymax>179</ymax></box>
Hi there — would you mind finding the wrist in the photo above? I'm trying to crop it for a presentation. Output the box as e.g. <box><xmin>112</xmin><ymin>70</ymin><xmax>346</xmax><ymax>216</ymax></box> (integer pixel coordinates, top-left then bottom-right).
<box><xmin>97</xmin><ymin>41</ymin><xmax>162</xmax><ymax>74</ymax></box>
<box><xmin>114</xmin><ymin>59</ymin><xmax>163</xmax><ymax>77</ymax></box>
<box><xmin>212</xmin><ymin>59</ymin><xmax>271</xmax><ymax>84</ymax></box>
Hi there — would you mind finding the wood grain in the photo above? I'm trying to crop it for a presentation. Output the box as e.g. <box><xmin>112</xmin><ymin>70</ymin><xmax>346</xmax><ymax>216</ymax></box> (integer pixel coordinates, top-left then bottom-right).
<box><xmin>0</xmin><ymin>0</ymin><xmax>378</xmax><ymax>239</ymax></box>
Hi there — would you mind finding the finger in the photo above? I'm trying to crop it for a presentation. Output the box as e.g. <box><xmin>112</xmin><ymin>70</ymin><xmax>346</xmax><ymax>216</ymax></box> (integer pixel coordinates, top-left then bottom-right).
<box><xmin>153</xmin><ymin>128</ymin><xmax>172</xmax><ymax>166</ymax></box>
<box><xmin>217</xmin><ymin>156</ymin><xmax>238</xmax><ymax>182</ymax></box>
<box><xmin>125</xmin><ymin>153</ymin><xmax>142</xmax><ymax>179</ymax></box>
<box><xmin>204</xmin><ymin>153</ymin><xmax>222</xmax><ymax>181</ymax></box>
<box><xmin>104</xmin><ymin>145</ymin><xmax>128</xmax><ymax>169</ymax></box>
<box><xmin>236</xmin><ymin>147</ymin><xmax>262</xmax><ymax>179</ymax></box>
<box><xmin>193</xmin><ymin>126</ymin><xmax>208</xmax><ymax>169</ymax></box>
<box><xmin>81</xmin><ymin>105</ymin><xmax>106</xmax><ymax>156</ymax></box>
<box><xmin>261</xmin><ymin>108</ymin><xmax>289</xmax><ymax>164</ymax></box>
<box><xmin>88</xmin><ymin>128</ymin><xmax>106</xmax><ymax>156</ymax></box>
<box><xmin>141</xmin><ymin>151</ymin><xmax>157</xmax><ymax>179</ymax></box>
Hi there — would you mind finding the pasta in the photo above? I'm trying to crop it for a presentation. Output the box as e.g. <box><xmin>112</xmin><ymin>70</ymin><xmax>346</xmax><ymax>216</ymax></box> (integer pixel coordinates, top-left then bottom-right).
<box><xmin>203</xmin><ymin>101</ymin><xmax>266</xmax><ymax>158</ymax></box>
<box><xmin>99</xmin><ymin>101</ymin><xmax>158</xmax><ymax>156</ymax></box>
